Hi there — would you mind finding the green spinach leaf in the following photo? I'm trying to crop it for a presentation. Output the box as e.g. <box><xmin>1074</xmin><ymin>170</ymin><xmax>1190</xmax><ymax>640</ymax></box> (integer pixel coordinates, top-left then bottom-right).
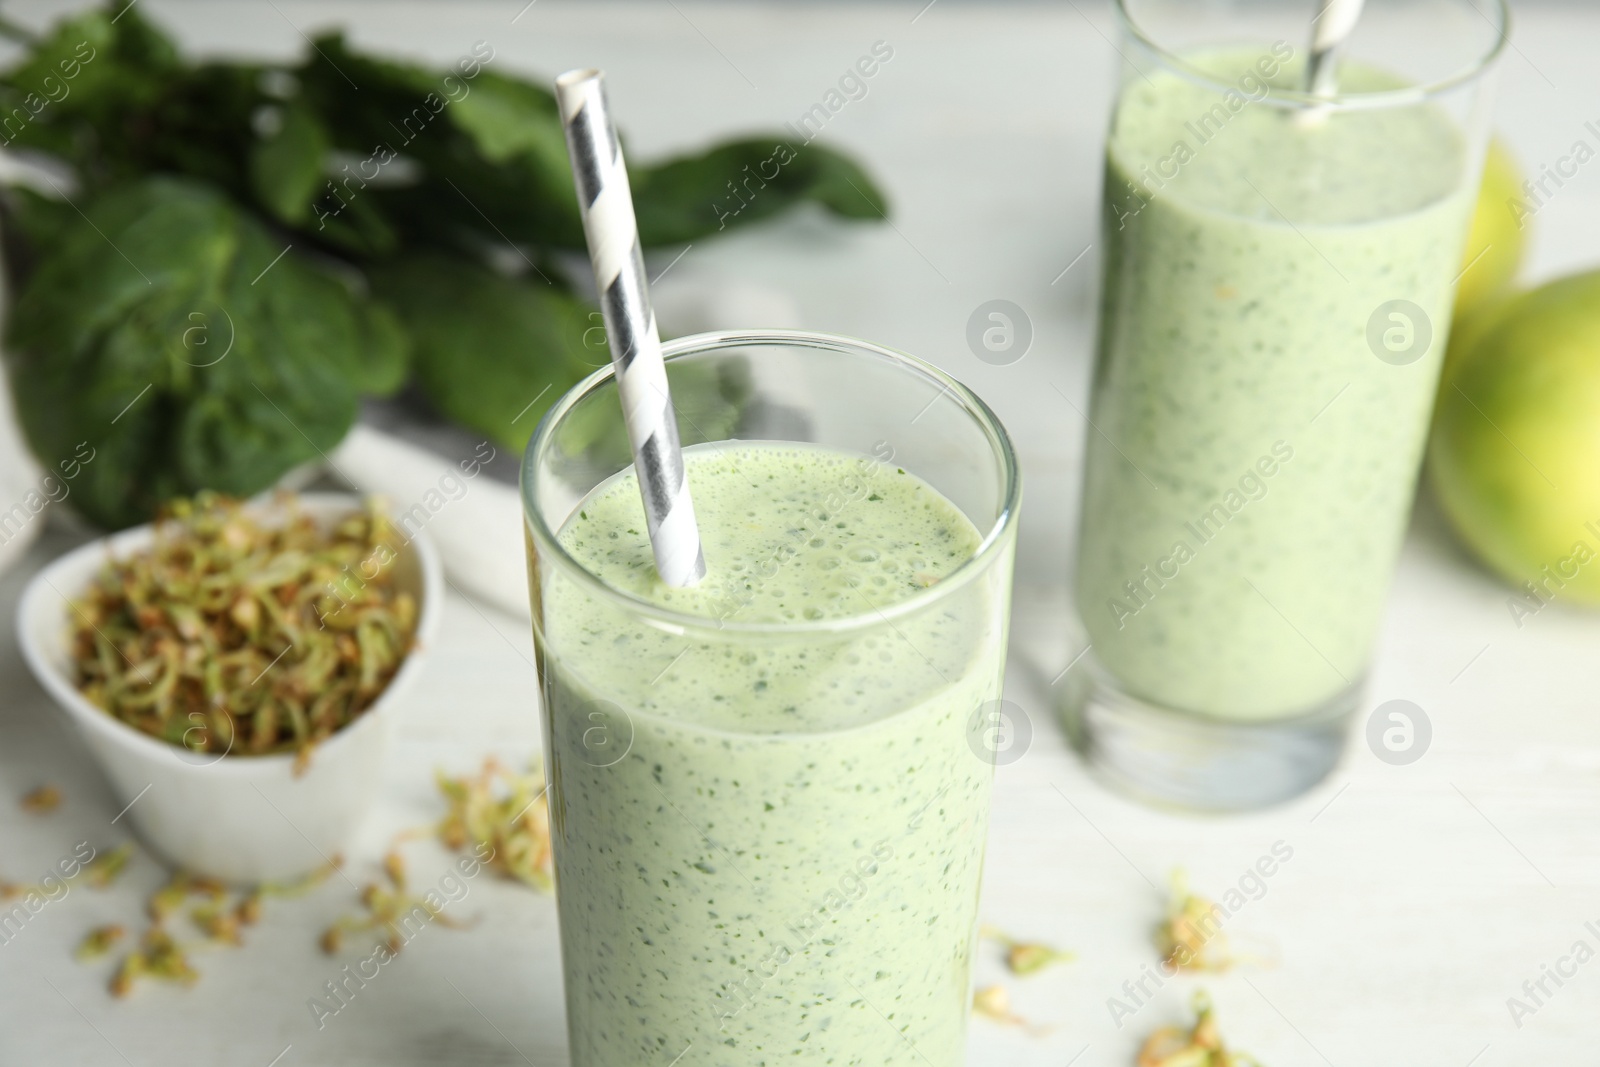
<box><xmin>249</xmin><ymin>101</ymin><xmax>330</xmax><ymax>226</ymax></box>
<box><xmin>370</xmin><ymin>254</ymin><xmax>598</xmax><ymax>453</ymax></box>
<box><xmin>633</xmin><ymin>137</ymin><xmax>889</xmax><ymax>245</ymax></box>
<box><xmin>5</xmin><ymin>177</ymin><xmax>406</xmax><ymax>528</ymax></box>
<box><xmin>296</xmin><ymin>34</ymin><xmax>885</xmax><ymax>253</ymax></box>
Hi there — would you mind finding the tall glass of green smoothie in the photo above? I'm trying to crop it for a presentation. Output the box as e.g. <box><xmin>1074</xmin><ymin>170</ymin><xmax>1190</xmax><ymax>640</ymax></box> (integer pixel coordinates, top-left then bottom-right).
<box><xmin>523</xmin><ymin>331</ymin><xmax>1019</xmax><ymax>1066</ymax></box>
<box><xmin>1063</xmin><ymin>0</ymin><xmax>1508</xmax><ymax>809</ymax></box>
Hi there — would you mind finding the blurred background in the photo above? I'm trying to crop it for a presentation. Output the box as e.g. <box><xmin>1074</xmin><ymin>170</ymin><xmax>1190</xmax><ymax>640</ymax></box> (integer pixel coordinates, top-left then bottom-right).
<box><xmin>0</xmin><ymin>1</ymin><xmax>1596</xmax><ymax>1065</ymax></box>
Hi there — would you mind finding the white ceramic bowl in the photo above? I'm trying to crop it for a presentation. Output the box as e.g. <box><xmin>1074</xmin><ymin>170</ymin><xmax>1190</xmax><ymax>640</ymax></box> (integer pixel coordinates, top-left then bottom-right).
<box><xmin>16</xmin><ymin>493</ymin><xmax>443</xmax><ymax>884</ymax></box>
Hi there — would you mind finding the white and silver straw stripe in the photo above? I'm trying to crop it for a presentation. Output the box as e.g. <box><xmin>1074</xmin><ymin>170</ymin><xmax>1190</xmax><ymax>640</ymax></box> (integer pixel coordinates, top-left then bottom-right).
<box><xmin>556</xmin><ymin>68</ymin><xmax>706</xmax><ymax>587</ymax></box>
<box><xmin>1307</xmin><ymin>0</ymin><xmax>1366</xmax><ymax>93</ymax></box>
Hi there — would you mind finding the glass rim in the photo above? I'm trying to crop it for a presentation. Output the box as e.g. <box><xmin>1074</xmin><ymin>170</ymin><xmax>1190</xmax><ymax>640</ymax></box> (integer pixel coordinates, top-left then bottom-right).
<box><xmin>1113</xmin><ymin>0</ymin><xmax>1510</xmax><ymax>111</ymax></box>
<box><xmin>521</xmin><ymin>329</ymin><xmax>1022</xmax><ymax>637</ymax></box>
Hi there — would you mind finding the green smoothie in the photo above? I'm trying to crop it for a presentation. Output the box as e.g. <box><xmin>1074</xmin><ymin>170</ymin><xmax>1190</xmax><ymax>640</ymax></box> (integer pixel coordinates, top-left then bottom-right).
<box><xmin>538</xmin><ymin>442</ymin><xmax>1003</xmax><ymax>1066</ymax></box>
<box><xmin>1076</xmin><ymin>48</ymin><xmax>1474</xmax><ymax>720</ymax></box>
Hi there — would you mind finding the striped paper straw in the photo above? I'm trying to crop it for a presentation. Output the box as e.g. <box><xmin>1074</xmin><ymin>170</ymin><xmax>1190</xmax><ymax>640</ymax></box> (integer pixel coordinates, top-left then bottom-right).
<box><xmin>556</xmin><ymin>68</ymin><xmax>706</xmax><ymax>587</ymax></box>
<box><xmin>1297</xmin><ymin>0</ymin><xmax>1366</xmax><ymax>126</ymax></box>
<box><xmin>1306</xmin><ymin>0</ymin><xmax>1366</xmax><ymax>96</ymax></box>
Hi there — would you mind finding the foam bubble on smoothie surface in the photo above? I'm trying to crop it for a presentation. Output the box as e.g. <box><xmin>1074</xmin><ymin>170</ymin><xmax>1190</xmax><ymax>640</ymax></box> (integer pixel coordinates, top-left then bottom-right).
<box><xmin>560</xmin><ymin>442</ymin><xmax>981</xmax><ymax>623</ymax></box>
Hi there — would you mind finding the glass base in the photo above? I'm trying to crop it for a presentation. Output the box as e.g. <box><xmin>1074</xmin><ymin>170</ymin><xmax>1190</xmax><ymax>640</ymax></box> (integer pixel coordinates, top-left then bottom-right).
<box><xmin>1058</xmin><ymin>645</ymin><xmax>1357</xmax><ymax>812</ymax></box>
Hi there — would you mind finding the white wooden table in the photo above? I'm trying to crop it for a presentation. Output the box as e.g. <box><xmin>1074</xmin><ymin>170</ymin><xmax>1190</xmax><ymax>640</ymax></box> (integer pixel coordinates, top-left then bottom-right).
<box><xmin>2</xmin><ymin>2</ymin><xmax>1598</xmax><ymax>1065</ymax></box>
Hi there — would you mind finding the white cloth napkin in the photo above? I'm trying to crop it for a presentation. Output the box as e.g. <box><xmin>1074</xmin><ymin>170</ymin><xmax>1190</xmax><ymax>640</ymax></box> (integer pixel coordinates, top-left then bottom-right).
<box><xmin>0</xmin><ymin>368</ymin><xmax>45</xmax><ymax>575</ymax></box>
<box><xmin>331</xmin><ymin>423</ymin><xmax>530</xmax><ymax>620</ymax></box>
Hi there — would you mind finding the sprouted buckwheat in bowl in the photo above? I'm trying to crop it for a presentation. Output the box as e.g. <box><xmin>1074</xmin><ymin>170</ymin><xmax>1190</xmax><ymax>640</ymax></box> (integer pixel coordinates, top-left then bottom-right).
<box><xmin>17</xmin><ymin>492</ymin><xmax>443</xmax><ymax>884</ymax></box>
<box><xmin>70</xmin><ymin>493</ymin><xmax>418</xmax><ymax>769</ymax></box>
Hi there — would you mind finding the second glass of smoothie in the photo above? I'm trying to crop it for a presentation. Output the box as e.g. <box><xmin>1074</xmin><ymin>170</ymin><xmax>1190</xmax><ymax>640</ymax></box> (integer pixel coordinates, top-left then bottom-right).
<box><xmin>1064</xmin><ymin>0</ymin><xmax>1507</xmax><ymax>808</ymax></box>
<box><xmin>523</xmin><ymin>331</ymin><xmax>1019</xmax><ymax>1066</ymax></box>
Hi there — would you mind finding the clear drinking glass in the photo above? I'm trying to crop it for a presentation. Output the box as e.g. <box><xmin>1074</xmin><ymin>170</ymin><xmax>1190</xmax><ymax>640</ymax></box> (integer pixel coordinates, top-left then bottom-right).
<box><xmin>1063</xmin><ymin>0</ymin><xmax>1508</xmax><ymax>809</ymax></box>
<box><xmin>523</xmin><ymin>331</ymin><xmax>1020</xmax><ymax>1066</ymax></box>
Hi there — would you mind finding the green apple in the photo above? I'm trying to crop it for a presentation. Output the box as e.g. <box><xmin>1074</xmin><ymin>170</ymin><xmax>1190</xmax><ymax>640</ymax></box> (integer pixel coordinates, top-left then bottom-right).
<box><xmin>1453</xmin><ymin>139</ymin><xmax>1526</xmax><ymax>317</ymax></box>
<box><xmin>1441</xmin><ymin>290</ymin><xmax>1518</xmax><ymax>388</ymax></box>
<box><xmin>1439</xmin><ymin>140</ymin><xmax>1525</xmax><ymax>389</ymax></box>
<box><xmin>1430</xmin><ymin>269</ymin><xmax>1600</xmax><ymax>605</ymax></box>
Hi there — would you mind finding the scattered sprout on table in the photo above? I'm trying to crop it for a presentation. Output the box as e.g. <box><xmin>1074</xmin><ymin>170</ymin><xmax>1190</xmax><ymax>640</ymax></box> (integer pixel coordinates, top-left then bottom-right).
<box><xmin>1156</xmin><ymin>870</ymin><xmax>1240</xmax><ymax>973</ymax></box>
<box><xmin>971</xmin><ymin>984</ymin><xmax>1050</xmax><ymax>1035</ymax></box>
<box><xmin>82</xmin><ymin>844</ymin><xmax>135</xmax><ymax>890</ymax></box>
<box><xmin>1137</xmin><ymin>990</ymin><xmax>1261</xmax><ymax>1067</ymax></box>
<box><xmin>235</xmin><ymin>891</ymin><xmax>264</xmax><ymax>927</ymax></box>
<box><xmin>320</xmin><ymin>847</ymin><xmax>472</xmax><ymax>956</ymax></box>
<box><xmin>257</xmin><ymin>858</ymin><xmax>343</xmax><ymax>903</ymax></box>
<box><xmin>111</xmin><ymin>928</ymin><xmax>200</xmax><ymax>997</ymax></box>
<box><xmin>147</xmin><ymin>871</ymin><xmax>226</xmax><ymax>923</ymax></box>
<box><xmin>188</xmin><ymin>902</ymin><xmax>244</xmax><ymax>946</ymax></box>
<box><xmin>383</xmin><ymin>848</ymin><xmax>407</xmax><ymax>892</ymax></box>
<box><xmin>20</xmin><ymin>785</ymin><xmax>62</xmax><ymax>813</ymax></box>
<box><xmin>972</xmin><ymin>985</ymin><xmax>1027</xmax><ymax>1026</ymax></box>
<box><xmin>74</xmin><ymin>925</ymin><xmax>125</xmax><ymax>961</ymax></box>
<box><xmin>432</xmin><ymin>758</ymin><xmax>553</xmax><ymax>892</ymax></box>
<box><xmin>319</xmin><ymin>756</ymin><xmax>553</xmax><ymax>955</ymax></box>
<box><xmin>92</xmin><ymin>852</ymin><xmax>340</xmax><ymax>997</ymax></box>
<box><xmin>980</xmin><ymin>924</ymin><xmax>1076</xmax><ymax>976</ymax></box>
<box><xmin>2</xmin><ymin>842</ymin><xmax>134</xmax><ymax>900</ymax></box>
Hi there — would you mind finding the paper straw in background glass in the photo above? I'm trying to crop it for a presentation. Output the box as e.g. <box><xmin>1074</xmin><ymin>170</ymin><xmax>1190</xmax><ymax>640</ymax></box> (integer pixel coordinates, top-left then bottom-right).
<box><xmin>1297</xmin><ymin>0</ymin><xmax>1366</xmax><ymax>126</ymax></box>
<box><xmin>554</xmin><ymin>68</ymin><xmax>706</xmax><ymax>588</ymax></box>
